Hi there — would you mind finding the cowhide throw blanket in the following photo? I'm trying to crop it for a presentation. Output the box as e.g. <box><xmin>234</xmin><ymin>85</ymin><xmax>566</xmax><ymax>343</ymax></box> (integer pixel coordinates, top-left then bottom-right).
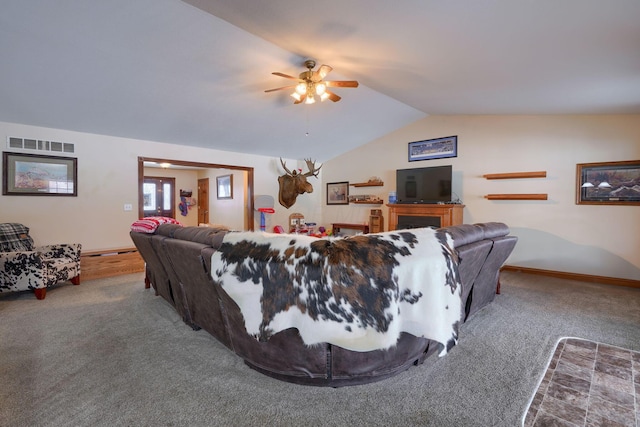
<box><xmin>211</xmin><ymin>228</ymin><xmax>461</xmax><ymax>355</ymax></box>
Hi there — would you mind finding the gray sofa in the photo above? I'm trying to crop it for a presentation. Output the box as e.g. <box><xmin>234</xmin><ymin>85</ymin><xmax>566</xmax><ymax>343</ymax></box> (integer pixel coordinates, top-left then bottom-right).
<box><xmin>130</xmin><ymin>222</ymin><xmax>516</xmax><ymax>387</ymax></box>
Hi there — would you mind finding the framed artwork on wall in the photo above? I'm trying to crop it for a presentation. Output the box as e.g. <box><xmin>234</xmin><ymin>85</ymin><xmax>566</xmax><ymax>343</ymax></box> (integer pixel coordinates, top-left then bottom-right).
<box><xmin>576</xmin><ymin>160</ymin><xmax>640</xmax><ymax>205</ymax></box>
<box><xmin>408</xmin><ymin>136</ymin><xmax>458</xmax><ymax>162</ymax></box>
<box><xmin>216</xmin><ymin>174</ymin><xmax>233</xmax><ymax>200</ymax></box>
<box><xmin>326</xmin><ymin>181</ymin><xmax>349</xmax><ymax>205</ymax></box>
<box><xmin>2</xmin><ymin>151</ymin><xmax>77</xmax><ymax>196</ymax></box>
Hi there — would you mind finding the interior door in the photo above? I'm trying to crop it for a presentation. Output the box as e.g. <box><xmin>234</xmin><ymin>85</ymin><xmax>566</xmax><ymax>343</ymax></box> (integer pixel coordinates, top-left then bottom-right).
<box><xmin>198</xmin><ymin>178</ymin><xmax>209</xmax><ymax>224</ymax></box>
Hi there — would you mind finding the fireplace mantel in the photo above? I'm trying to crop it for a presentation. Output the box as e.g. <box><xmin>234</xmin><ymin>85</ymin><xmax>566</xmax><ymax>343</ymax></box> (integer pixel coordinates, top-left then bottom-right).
<box><xmin>387</xmin><ymin>204</ymin><xmax>464</xmax><ymax>230</ymax></box>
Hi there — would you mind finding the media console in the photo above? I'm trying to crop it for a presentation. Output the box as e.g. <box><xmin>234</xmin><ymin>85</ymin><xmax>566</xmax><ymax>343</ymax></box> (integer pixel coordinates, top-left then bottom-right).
<box><xmin>387</xmin><ymin>204</ymin><xmax>464</xmax><ymax>230</ymax></box>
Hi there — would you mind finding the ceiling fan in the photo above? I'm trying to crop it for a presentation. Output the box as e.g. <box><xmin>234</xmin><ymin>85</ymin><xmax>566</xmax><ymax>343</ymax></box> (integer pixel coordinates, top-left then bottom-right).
<box><xmin>265</xmin><ymin>59</ymin><xmax>359</xmax><ymax>104</ymax></box>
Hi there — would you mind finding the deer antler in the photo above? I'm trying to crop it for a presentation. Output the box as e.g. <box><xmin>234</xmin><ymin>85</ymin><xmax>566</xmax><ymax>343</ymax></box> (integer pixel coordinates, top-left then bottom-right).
<box><xmin>280</xmin><ymin>158</ymin><xmax>295</xmax><ymax>176</ymax></box>
<box><xmin>302</xmin><ymin>158</ymin><xmax>322</xmax><ymax>177</ymax></box>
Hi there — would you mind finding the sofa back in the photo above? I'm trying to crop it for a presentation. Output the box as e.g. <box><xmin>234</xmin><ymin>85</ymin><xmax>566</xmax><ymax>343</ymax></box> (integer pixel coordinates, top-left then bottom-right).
<box><xmin>443</xmin><ymin>222</ymin><xmax>517</xmax><ymax>320</ymax></box>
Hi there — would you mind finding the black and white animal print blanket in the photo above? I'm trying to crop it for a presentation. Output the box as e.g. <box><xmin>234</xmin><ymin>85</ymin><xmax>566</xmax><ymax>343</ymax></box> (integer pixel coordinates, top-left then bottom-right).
<box><xmin>211</xmin><ymin>228</ymin><xmax>461</xmax><ymax>355</ymax></box>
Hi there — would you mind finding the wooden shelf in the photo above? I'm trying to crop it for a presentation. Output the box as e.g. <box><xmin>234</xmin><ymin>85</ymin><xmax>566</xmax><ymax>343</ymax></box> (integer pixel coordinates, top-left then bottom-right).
<box><xmin>485</xmin><ymin>194</ymin><xmax>548</xmax><ymax>200</ymax></box>
<box><xmin>483</xmin><ymin>171</ymin><xmax>547</xmax><ymax>179</ymax></box>
<box><xmin>350</xmin><ymin>181</ymin><xmax>384</xmax><ymax>187</ymax></box>
<box><xmin>351</xmin><ymin>200</ymin><xmax>383</xmax><ymax>205</ymax></box>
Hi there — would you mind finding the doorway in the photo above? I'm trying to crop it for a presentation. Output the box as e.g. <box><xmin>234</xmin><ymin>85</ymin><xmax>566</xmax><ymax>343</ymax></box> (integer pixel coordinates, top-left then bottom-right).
<box><xmin>137</xmin><ymin>156</ymin><xmax>255</xmax><ymax>230</ymax></box>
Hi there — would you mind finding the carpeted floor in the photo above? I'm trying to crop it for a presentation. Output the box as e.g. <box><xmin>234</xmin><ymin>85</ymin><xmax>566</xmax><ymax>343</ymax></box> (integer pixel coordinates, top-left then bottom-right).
<box><xmin>524</xmin><ymin>337</ymin><xmax>640</xmax><ymax>426</ymax></box>
<box><xmin>1</xmin><ymin>270</ymin><xmax>639</xmax><ymax>426</ymax></box>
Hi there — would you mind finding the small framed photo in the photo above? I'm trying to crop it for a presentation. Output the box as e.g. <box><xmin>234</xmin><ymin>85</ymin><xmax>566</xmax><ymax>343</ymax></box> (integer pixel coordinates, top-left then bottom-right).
<box><xmin>408</xmin><ymin>136</ymin><xmax>458</xmax><ymax>162</ymax></box>
<box><xmin>326</xmin><ymin>181</ymin><xmax>349</xmax><ymax>205</ymax></box>
<box><xmin>2</xmin><ymin>151</ymin><xmax>77</xmax><ymax>196</ymax></box>
<box><xmin>216</xmin><ymin>174</ymin><xmax>233</xmax><ymax>200</ymax></box>
<box><xmin>576</xmin><ymin>160</ymin><xmax>640</xmax><ymax>205</ymax></box>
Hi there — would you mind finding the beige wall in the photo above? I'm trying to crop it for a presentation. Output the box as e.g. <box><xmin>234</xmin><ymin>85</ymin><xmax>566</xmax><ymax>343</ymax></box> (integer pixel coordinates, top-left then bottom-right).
<box><xmin>321</xmin><ymin>115</ymin><xmax>640</xmax><ymax>281</ymax></box>
<box><xmin>0</xmin><ymin>121</ymin><xmax>322</xmax><ymax>251</ymax></box>
<box><xmin>2</xmin><ymin>116</ymin><xmax>638</xmax><ymax>281</ymax></box>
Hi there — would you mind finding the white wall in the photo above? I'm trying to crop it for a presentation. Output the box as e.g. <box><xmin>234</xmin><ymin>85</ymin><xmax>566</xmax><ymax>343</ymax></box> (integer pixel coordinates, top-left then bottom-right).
<box><xmin>0</xmin><ymin>121</ymin><xmax>322</xmax><ymax>251</ymax></box>
<box><xmin>320</xmin><ymin>115</ymin><xmax>640</xmax><ymax>281</ymax></box>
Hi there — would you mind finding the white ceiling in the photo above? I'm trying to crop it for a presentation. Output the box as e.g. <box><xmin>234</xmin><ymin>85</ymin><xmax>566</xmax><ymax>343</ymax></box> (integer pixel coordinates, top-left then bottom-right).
<box><xmin>1</xmin><ymin>0</ymin><xmax>639</xmax><ymax>162</ymax></box>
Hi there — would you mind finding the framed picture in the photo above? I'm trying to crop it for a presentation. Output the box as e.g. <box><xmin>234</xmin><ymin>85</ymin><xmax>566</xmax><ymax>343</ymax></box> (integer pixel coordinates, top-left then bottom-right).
<box><xmin>216</xmin><ymin>174</ymin><xmax>233</xmax><ymax>199</ymax></box>
<box><xmin>408</xmin><ymin>136</ymin><xmax>458</xmax><ymax>162</ymax></box>
<box><xmin>327</xmin><ymin>181</ymin><xmax>349</xmax><ymax>205</ymax></box>
<box><xmin>2</xmin><ymin>151</ymin><xmax>77</xmax><ymax>196</ymax></box>
<box><xmin>576</xmin><ymin>160</ymin><xmax>640</xmax><ymax>205</ymax></box>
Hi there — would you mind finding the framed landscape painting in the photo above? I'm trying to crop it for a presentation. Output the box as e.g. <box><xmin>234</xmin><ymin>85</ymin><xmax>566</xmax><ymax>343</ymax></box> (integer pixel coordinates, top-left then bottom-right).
<box><xmin>408</xmin><ymin>136</ymin><xmax>458</xmax><ymax>162</ymax></box>
<box><xmin>2</xmin><ymin>152</ymin><xmax>77</xmax><ymax>196</ymax></box>
<box><xmin>576</xmin><ymin>160</ymin><xmax>640</xmax><ymax>205</ymax></box>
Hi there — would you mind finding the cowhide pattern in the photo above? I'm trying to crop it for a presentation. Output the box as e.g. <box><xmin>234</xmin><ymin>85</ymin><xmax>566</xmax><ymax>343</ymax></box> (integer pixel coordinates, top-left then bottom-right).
<box><xmin>211</xmin><ymin>228</ymin><xmax>461</xmax><ymax>355</ymax></box>
<box><xmin>0</xmin><ymin>243</ymin><xmax>81</xmax><ymax>292</ymax></box>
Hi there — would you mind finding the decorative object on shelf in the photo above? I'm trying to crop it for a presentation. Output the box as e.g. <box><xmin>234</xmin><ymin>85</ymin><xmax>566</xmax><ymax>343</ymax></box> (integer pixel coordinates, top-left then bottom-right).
<box><xmin>178</xmin><ymin>190</ymin><xmax>196</xmax><ymax>216</ymax></box>
<box><xmin>277</xmin><ymin>158</ymin><xmax>322</xmax><ymax>208</ymax></box>
<box><xmin>485</xmin><ymin>194</ymin><xmax>548</xmax><ymax>200</ymax></box>
<box><xmin>483</xmin><ymin>171</ymin><xmax>547</xmax><ymax>179</ymax></box>
<box><xmin>216</xmin><ymin>174</ymin><xmax>233</xmax><ymax>200</ymax></box>
<box><xmin>408</xmin><ymin>136</ymin><xmax>457</xmax><ymax>162</ymax></box>
<box><xmin>326</xmin><ymin>181</ymin><xmax>349</xmax><ymax>205</ymax></box>
<box><xmin>2</xmin><ymin>151</ymin><xmax>77</xmax><ymax>196</ymax></box>
<box><xmin>348</xmin><ymin>194</ymin><xmax>383</xmax><ymax>204</ymax></box>
<box><xmin>350</xmin><ymin>177</ymin><xmax>383</xmax><ymax>187</ymax></box>
<box><xmin>576</xmin><ymin>160</ymin><xmax>640</xmax><ymax>206</ymax></box>
<box><xmin>265</xmin><ymin>59</ymin><xmax>359</xmax><ymax>105</ymax></box>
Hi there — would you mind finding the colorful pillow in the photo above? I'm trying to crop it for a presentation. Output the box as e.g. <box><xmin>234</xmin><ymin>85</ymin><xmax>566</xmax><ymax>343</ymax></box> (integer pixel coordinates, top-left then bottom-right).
<box><xmin>130</xmin><ymin>217</ymin><xmax>183</xmax><ymax>233</ymax></box>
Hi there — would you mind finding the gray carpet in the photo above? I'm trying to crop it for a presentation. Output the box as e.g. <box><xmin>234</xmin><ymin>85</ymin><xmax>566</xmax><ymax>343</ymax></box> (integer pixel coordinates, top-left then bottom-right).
<box><xmin>1</xmin><ymin>271</ymin><xmax>639</xmax><ymax>427</ymax></box>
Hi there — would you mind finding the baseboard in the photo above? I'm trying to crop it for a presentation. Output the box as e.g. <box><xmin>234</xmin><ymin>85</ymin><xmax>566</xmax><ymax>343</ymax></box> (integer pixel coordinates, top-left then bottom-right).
<box><xmin>502</xmin><ymin>265</ymin><xmax>640</xmax><ymax>289</ymax></box>
<box><xmin>81</xmin><ymin>247</ymin><xmax>145</xmax><ymax>281</ymax></box>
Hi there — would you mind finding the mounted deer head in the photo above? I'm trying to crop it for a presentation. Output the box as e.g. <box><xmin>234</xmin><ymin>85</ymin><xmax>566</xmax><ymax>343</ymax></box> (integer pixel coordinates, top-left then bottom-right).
<box><xmin>278</xmin><ymin>158</ymin><xmax>322</xmax><ymax>209</ymax></box>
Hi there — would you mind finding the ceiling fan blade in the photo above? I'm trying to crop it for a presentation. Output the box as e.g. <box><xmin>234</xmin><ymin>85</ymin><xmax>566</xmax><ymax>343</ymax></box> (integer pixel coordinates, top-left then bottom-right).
<box><xmin>264</xmin><ymin>85</ymin><xmax>295</xmax><ymax>93</ymax></box>
<box><xmin>325</xmin><ymin>80</ymin><xmax>359</xmax><ymax>88</ymax></box>
<box><xmin>293</xmin><ymin>93</ymin><xmax>306</xmax><ymax>104</ymax></box>
<box><xmin>317</xmin><ymin>64</ymin><xmax>333</xmax><ymax>79</ymax></box>
<box><xmin>272</xmin><ymin>72</ymin><xmax>299</xmax><ymax>80</ymax></box>
<box><xmin>325</xmin><ymin>90</ymin><xmax>341</xmax><ymax>102</ymax></box>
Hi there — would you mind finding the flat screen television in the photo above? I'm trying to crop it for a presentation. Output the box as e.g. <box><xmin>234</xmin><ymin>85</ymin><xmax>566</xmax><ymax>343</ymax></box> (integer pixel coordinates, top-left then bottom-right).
<box><xmin>396</xmin><ymin>165</ymin><xmax>452</xmax><ymax>204</ymax></box>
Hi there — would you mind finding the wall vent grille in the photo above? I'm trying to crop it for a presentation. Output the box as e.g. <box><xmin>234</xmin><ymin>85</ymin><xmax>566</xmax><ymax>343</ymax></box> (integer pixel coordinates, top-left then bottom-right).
<box><xmin>7</xmin><ymin>136</ymin><xmax>75</xmax><ymax>154</ymax></box>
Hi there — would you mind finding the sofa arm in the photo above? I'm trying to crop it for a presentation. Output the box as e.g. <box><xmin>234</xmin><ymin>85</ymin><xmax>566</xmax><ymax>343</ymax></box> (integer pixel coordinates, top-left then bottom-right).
<box><xmin>37</xmin><ymin>243</ymin><xmax>82</xmax><ymax>261</ymax></box>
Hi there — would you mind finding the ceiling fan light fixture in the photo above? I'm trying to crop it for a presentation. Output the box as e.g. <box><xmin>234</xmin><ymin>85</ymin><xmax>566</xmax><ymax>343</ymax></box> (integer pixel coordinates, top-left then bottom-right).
<box><xmin>305</xmin><ymin>95</ymin><xmax>316</xmax><ymax>104</ymax></box>
<box><xmin>320</xmin><ymin>92</ymin><xmax>330</xmax><ymax>101</ymax></box>
<box><xmin>295</xmin><ymin>83</ymin><xmax>307</xmax><ymax>95</ymax></box>
<box><xmin>315</xmin><ymin>83</ymin><xmax>326</xmax><ymax>96</ymax></box>
<box><xmin>291</xmin><ymin>92</ymin><xmax>302</xmax><ymax>101</ymax></box>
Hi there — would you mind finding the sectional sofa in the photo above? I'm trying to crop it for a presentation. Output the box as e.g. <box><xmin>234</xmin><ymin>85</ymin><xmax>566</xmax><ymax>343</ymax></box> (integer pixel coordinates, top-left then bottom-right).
<box><xmin>130</xmin><ymin>222</ymin><xmax>516</xmax><ymax>386</ymax></box>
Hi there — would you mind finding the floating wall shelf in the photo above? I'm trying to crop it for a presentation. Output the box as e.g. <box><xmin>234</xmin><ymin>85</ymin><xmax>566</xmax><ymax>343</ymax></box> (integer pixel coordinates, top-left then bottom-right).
<box><xmin>483</xmin><ymin>171</ymin><xmax>547</xmax><ymax>179</ymax></box>
<box><xmin>350</xmin><ymin>181</ymin><xmax>384</xmax><ymax>187</ymax></box>
<box><xmin>485</xmin><ymin>194</ymin><xmax>548</xmax><ymax>200</ymax></box>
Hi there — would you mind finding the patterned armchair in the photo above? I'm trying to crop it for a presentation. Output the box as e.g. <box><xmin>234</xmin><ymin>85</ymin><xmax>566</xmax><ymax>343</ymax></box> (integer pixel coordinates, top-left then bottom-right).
<box><xmin>0</xmin><ymin>223</ymin><xmax>81</xmax><ymax>300</ymax></box>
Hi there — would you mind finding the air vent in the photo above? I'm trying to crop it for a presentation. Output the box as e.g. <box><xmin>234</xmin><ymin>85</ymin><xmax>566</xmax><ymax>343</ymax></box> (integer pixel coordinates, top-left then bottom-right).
<box><xmin>7</xmin><ymin>136</ymin><xmax>74</xmax><ymax>153</ymax></box>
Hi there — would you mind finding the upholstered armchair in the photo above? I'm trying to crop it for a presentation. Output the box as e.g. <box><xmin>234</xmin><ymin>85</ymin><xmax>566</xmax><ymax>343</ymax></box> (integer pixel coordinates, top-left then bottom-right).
<box><xmin>0</xmin><ymin>223</ymin><xmax>81</xmax><ymax>300</ymax></box>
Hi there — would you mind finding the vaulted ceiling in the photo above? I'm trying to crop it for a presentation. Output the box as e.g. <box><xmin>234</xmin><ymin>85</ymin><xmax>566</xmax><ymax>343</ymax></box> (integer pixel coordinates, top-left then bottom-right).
<box><xmin>1</xmin><ymin>1</ymin><xmax>639</xmax><ymax>161</ymax></box>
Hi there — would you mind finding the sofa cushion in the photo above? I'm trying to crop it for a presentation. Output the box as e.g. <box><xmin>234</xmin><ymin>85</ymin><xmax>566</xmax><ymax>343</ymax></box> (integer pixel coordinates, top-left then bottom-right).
<box><xmin>0</xmin><ymin>223</ymin><xmax>35</xmax><ymax>252</ymax></box>
<box><xmin>172</xmin><ymin>226</ymin><xmax>228</xmax><ymax>249</ymax></box>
